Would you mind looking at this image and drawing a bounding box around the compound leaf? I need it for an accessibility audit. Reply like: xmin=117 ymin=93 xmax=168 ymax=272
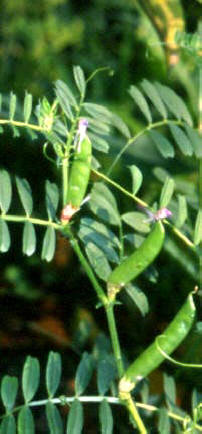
xmin=129 ymin=85 xmax=152 ymax=124
xmin=41 ymin=226 xmax=56 ymax=262
xmin=18 ymin=406 xmax=35 ymax=434
xmin=22 ymin=222 xmax=36 ymax=256
xmin=16 ymin=177 xmax=33 ymax=216
xmin=46 ymin=352 xmax=62 ymax=398
xmin=0 ymin=170 xmax=12 ymax=213
xmin=66 ymin=400 xmax=83 ymax=434
xmin=73 ymin=65 xmax=86 ymax=96
xmin=0 ymin=220 xmax=11 ymax=252
xmin=22 ymin=356 xmax=40 ymax=403
xmin=141 ymin=79 xmax=167 ymax=119
xmin=99 ymin=400 xmax=113 ymax=434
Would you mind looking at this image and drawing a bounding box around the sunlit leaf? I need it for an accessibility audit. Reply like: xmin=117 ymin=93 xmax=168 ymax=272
xmin=87 ymin=117 xmax=110 ymax=135
xmin=23 ymin=92 xmax=33 ymax=124
xmin=125 ymin=284 xmax=149 ymax=316
xmin=9 ymin=92 xmax=17 ymax=120
xmin=141 ymin=79 xmax=167 ymax=119
xmin=0 ymin=415 xmax=16 ymax=434
xmin=128 ymin=165 xmax=143 ymax=195
xmin=0 ymin=169 xmax=12 ymax=213
xmin=55 ymin=80 xmax=77 ymax=106
xmin=184 ymin=125 xmax=202 ymax=158
xmin=122 ymin=212 xmax=150 ymax=233
xmin=109 ymin=113 xmax=131 ymax=138
xmin=46 ymin=352 xmax=62 ymax=398
xmin=45 ymin=180 xmax=59 ymax=220
xmin=22 ymin=222 xmax=36 ymax=256
xmin=91 ymin=155 xmax=101 ymax=170
xmin=88 ymin=133 xmax=109 ymax=153
xmin=169 ymin=125 xmax=193 ymax=156
xmin=54 ymin=81 xmax=74 ymax=120
xmin=78 ymin=217 xmax=120 ymax=264
xmin=129 ymin=85 xmax=152 ymax=124
xmin=89 ymin=182 xmax=120 ymax=226
xmin=73 ymin=65 xmax=86 ymax=96
xmin=53 ymin=119 xmax=69 ymax=138
xmin=149 ymin=130 xmax=174 ymax=158
xmin=83 ymin=103 xmax=112 ymax=123
xmin=0 ymin=220 xmax=11 ymax=252
xmin=159 ymin=177 xmax=175 ymax=208
xmin=66 ymin=400 xmax=83 ymax=434
xmin=16 ymin=177 xmax=33 ymax=216
xmin=18 ymin=406 xmax=35 ymax=434
xmin=99 ymin=400 xmax=113 ymax=434
xmin=22 ymin=356 xmax=40 ymax=403
xmin=85 ymin=242 xmax=112 ymax=281
xmin=176 ymin=195 xmax=187 ymax=228
xmin=41 ymin=226 xmax=56 ymax=262
xmin=155 ymin=83 xmax=193 ymax=126
xmin=46 ymin=402 xmax=63 ymax=434
xmin=1 ymin=376 xmax=18 ymax=411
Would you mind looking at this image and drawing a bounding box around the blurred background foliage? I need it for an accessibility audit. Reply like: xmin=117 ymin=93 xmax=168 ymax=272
xmin=0 ymin=0 xmax=201 ymax=432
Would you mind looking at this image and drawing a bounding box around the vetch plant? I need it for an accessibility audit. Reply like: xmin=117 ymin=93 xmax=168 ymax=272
xmin=0 ymin=55 xmax=201 ymax=433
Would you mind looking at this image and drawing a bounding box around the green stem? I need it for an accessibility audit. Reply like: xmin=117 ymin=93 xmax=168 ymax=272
xmin=62 ymin=157 xmax=69 ymax=207
xmin=92 ymin=168 xmax=147 ymax=207
xmin=121 ymin=394 xmax=147 ymax=434
xmin=198 ymin=63 xmax=202 ymax=288
xmin=105 ymin=302 xmax=124 ymax=378
xmin=107 ymin=118 xmax=183 ymax=176
xmin=64 ymin=227 xmax=107 ymax=305
xmin=92 ymin=168 xmax=195 ymax=250
xmin=0 ymin=214 xmax=60 ymax=229
xmin=64 ymin=227 xmax=124 ymax=379
xmin=0 ymin=118 xmax=45 ymax=132
xmin=2 ymin=395 xmax=200 ymax=429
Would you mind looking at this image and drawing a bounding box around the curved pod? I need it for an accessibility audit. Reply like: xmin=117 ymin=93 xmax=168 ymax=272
xmin=120 ymin=292 xmax=196 ymax=391
xmin=108 ymin=221 xmax=165 ymax=288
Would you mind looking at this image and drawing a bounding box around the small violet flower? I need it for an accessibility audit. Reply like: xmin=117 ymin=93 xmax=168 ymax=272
xmin=143 ymin=207 xmax=172 ymax=222
xmin=75 ymin=118 xmax=89 ymax=152
xmin=153 ymin=208 xmax=172 ymax=221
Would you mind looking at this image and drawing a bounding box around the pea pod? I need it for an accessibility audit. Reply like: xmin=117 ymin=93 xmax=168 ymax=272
xmin=119 ymin=292 xmax=196 ymax=392
xmin=107 ymin=221 xmax=165 ymax=288
xmin=67 ymin=135 xmax=92 ymax=209
xmin=61 ymin=120 xmax=92 ymax=223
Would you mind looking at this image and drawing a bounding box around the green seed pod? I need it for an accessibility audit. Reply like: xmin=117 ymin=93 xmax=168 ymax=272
xmin=107 ymin=221 xmax=165 ymax=289
xmin=119 ymin=292 xmax=196 ymax=392
xmin=67 ymin=134 xmax=92 ymax=209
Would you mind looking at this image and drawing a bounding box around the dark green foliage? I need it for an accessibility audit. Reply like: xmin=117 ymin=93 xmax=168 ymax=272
xmin=75 ymin=352 xmax=94 ymax=396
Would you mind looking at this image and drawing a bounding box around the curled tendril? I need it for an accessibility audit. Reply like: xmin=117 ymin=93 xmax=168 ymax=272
xmin=155 ymin=335 xmax=202 ymax=369
xmin=43 ymin=142 xmax=58 ymax=166
xmin=43 ymin=141 xmax=67 ymax=166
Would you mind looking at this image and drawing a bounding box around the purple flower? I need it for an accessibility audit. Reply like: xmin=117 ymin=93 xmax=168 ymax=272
xmin=142 ymin=206 xmax=172 ymax=222
xmin=75 ymin=118 xmax=89 ymax=151
xmin=78 ymin=118 xmax=88 ymax=135
xmin=154 ymin=208 xmax=172 ymax=221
